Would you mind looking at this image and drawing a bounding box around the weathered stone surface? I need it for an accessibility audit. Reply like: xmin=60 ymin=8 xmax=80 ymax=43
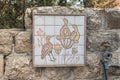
xmin=33 ymin=6 xmax=83 ymax=14
xmin=106 ymin=8 xmax=120 ymax=18
xmin=0 ymin=29 xmax=22 ymax=55
xmin=0 ymin=30 xmax=13 ymax=45
xmin=108 ymin=47 xmax=120 ymax=76
xmin=85 ymin=8 xmax=107 ymax=30
xmin=109 ymin=66 xmax=120 ymax=76
xmin=111 ymin=48 xmax=120 ymax=66
xmin=25 ymin=8 xmax=32 ymax=29
xmin=108 ymin=76 xmax=120 ymax=80
xmin=5 ymin=55 xmax=32 ymax=80
xmin=73 ymin=66 xmax=100 ymax=79
xmin=40 ymin=68 xmax=74 ymax=80
xmin=0 ymin=29 xmax=21 ymax=45
xmin=87 ymin=31 xmax=120 ymax=52
xmin=0 ymin=45 xmax=12 ymax=55
xmin=105 ymin=8 xmax=120 ymax=29
xmin=86 ymin=52 xmax=100 ymax=67
xmin=15 ymin=31 xmax=32 ymax=53
xmin=0 ymin=55 xmax=4 ymax=78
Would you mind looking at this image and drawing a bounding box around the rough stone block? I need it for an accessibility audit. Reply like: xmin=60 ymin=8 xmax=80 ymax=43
xmin=86 ymin=52 xmax=100 ymax=67
xmin=0 ymin=55 xmax=4 ymax=78
xmin=0 ymin=45 xmax=12 ymax=55
xmin=15 ymin=31 xmax=32 ymax=53
xmin=105 ymin=8 xmax=120 ymax=29
xmin=87 ymin=31 xmax=120 ymax=52
xmin=5 ymin=55 xmax=31 ymax=80
xmin=0 ymin=29 xmax=20 ymax=45
xmin=40 ymin=68 xmax=74 ymax=80
xmin=0 ymin=30 xmax=13 ymax=45
xmin=85 ymin=8 xmax=107 ymax=30
xmin=73 ymin=66 xmax=100 ymax=79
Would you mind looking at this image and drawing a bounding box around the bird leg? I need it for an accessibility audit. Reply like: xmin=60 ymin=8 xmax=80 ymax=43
xmin=48 ymin=51 xmax=56 ymax=62
xmin=48 ymin=53 xmax=53 ymax=61
xmin=50 ymin=52 xmax=56 ymax=61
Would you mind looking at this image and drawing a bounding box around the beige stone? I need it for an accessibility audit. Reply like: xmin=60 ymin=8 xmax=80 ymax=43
xmin=0 ymin=30 xmax=13 ymax=45
xmin=0 ymin=55 xmax=4 ymax=78
xmin=0 ymin=29 xmax=21 ymax=45
xmin=0 ymin=45 xmax=12 ymax=55
xmin=40 ymin=68 xmax=74 ymax=80
xmin=25 ymin=8 xmax=32 ymax=29
xmin=5 ymin=55 xmax=32 ymax=80
xmin=15 ymin=31 xmax=32 ymax=53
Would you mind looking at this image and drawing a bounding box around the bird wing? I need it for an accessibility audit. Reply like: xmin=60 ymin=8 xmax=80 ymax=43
xmin=41 ymin=43 xmax=53 ymax=59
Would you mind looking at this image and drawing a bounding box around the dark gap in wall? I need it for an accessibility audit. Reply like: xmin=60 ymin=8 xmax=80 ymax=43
xmin=13 ymin=36 xmax=16 ymax=45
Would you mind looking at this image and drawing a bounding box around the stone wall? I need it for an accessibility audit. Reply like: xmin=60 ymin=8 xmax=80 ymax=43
xmin=0 ymin=7 xmax=120 ymax=80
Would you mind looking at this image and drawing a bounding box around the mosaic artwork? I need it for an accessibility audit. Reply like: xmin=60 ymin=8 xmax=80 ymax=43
xmin=33 ymin=14 xmax=86 ymax=67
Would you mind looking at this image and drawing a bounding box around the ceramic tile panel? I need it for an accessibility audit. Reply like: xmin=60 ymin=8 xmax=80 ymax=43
xmin=33 ymin=14 xmax=86 ymax=67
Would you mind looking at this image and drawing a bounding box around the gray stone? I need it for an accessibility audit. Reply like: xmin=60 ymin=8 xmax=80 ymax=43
xmin=86 ymin=52 xmax=101 ymax=67
xmin=15 ymin=31 xmax=32 ymax=53
xmin=85 ymin=8 xmax=106 ymax=30
xmin=87 ymin=31 xmax=120 ymax=52
xmin=106 ymin=8 xmax=120 ymax=18
xmin=108 ymin=76 xmax=120 ymax=80
xmin=105 ymin=8 xmax=120 ymax=29
xmin=73 ymin=66 xmax=100 ymax=79
xmin=111 ymin=48 xmax=120 ymax=66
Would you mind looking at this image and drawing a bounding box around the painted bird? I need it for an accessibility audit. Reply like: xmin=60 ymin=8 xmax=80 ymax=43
xmin=70 ymin=24 xmax=80 ymax=42
xmin=41 ymin=36 xmax=56 ymax=61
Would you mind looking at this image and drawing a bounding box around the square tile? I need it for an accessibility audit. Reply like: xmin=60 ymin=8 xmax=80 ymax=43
xmin=45 ymin=16 xmax=54 ymax=25
xmin=45 ymin=26 xmax=55 ymax=35
xmin=65 ymin=56 xmax=75 ymax=64
xmin=75 ymin=16 xmax=84 ymax=26
xmin=34 ymin=16 xmax=44 ymax=26
xmin=54 ymin=26 xmax=61 ymax=36
xmin=34 ymin=56 xmax=47 ymax=65
xmin=64 ymin=16 xmax=75 ymax=25
xmin=46 ymin=56 xmax=56 ymax=65
xmin=77 ymin=26 xmax=85 ymax=36
xmin=55 ymin=16 xmax=64 ymax=26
